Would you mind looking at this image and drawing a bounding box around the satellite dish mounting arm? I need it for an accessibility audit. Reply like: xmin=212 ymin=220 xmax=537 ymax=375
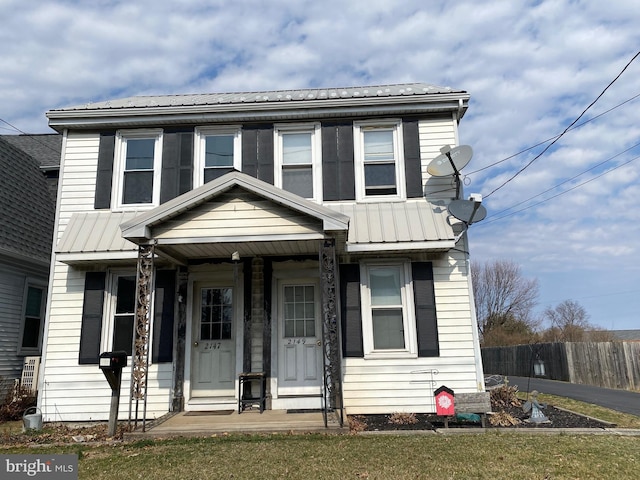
xmin=440 ymin=145 xmax=462 ymax=199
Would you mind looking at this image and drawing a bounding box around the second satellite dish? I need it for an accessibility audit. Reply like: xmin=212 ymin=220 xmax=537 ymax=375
xmin=427 ymin=145 xmax=473 ymax=177
xmin=448 ymin=197 xmax=487 ymax=225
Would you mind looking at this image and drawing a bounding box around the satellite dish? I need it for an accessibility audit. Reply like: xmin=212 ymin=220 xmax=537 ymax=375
xmin=448 ymin=198 xmax=487 ymax=225
xmin=427 ymin=145 xmax=473 ymax=177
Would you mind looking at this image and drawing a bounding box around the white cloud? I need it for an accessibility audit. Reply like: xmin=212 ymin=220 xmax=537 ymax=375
xmin=2 ymin=0 xmax=640 ymax=328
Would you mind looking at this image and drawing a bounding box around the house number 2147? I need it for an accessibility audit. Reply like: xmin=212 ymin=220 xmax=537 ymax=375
xmin=204 ymin=342 xmax=222 ymax=350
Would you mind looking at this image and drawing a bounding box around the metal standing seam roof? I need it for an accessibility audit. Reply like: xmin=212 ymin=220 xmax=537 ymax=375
xmin=49 ymin=83 xmax=466 ymax=112
xmin=56 ymin=211 xmax=138 ymax=255
xmin=327 ymin=200 xmax=455 ymax=251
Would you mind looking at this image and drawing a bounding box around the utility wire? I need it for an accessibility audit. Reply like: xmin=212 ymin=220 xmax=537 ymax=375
xmin=0 ymin=117 xmax=61 ymax=156
xmin=488 ymin=141 xmax=640 ymax=218
xmin=467 ymin=92 xmax=640 ymax=175
xmin=480 ymin=153 xmax=640 ymax=225
xmin=484 ymin=49 xmax=640 ymax=199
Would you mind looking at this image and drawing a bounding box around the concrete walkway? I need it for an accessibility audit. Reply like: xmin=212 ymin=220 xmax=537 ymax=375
xmin=125 ymin=409 xmax=347 ymax=439
xmin=507 ymin=376 xmax=640 ymax=417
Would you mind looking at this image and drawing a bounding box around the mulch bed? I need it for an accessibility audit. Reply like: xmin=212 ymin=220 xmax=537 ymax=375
xmin=348 ymin=405 xmax=612 ymax=432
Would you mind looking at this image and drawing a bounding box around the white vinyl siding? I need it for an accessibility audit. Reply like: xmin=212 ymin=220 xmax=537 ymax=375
xmin=40 ymin=133 xmax=172 ymax=421
xmin=342 ymin=248 xmax=482 ymax=415
xmin=420 ymin=117 xmax=460 ymax=199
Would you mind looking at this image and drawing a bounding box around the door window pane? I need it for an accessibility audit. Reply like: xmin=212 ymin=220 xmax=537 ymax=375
xmin=283 ymin=285 xmax=315 ymax=338
xmin=200 ymin=287 xmax=233 ymax=340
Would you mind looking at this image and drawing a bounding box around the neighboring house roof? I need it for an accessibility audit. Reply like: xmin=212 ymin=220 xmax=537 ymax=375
xmin=0 ymin=137 xmax=55 ymax=265
xmin=609 ymin=330 xmax=640 ymax=341
xmin=46 ymin=83 xmax=470 ymax=131
xmin=1 ymin=134 xmax=62 ymax=169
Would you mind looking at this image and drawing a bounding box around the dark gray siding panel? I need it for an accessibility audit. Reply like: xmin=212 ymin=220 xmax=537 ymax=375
xmin=340 ymin=264 xmax=363 ymax=357
xmin=241 ymin=124 xmax=274 ymax=184
xmin=322 ymin=121 xmax=355 ymax=201
xmin=94 ymin=133 xmax=115 ymax=209
xmin=412 ymin=262 xmax=440 ymax=357
xmin=160 ymin=130 xmax=193 ymax=203
xmin=79 ymin=272 xmax=106 ymax=365
xmin=403 ymin=119 xmax=423 ymax=198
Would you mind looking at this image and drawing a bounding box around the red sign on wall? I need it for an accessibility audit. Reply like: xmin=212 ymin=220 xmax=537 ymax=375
xmin=434 ymin=386 xmax=455 ymax=416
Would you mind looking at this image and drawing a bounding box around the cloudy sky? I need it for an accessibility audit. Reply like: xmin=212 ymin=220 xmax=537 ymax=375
xmin=2 ymin=0 xmax=639 ymax=330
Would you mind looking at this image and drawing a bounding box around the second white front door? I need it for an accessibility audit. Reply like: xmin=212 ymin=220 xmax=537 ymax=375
xmin=277 ymin=279 xmax=323 ymax=399
xmin=191 ymin=284 xmax=236 ymax=397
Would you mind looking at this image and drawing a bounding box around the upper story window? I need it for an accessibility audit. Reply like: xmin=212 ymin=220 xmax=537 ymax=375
xmin=112 ymin=130 xmax=162 ymax=209
xmin=354 ymin=120 xmax=406 ymax=201
xmin=274 ymin=123 xmax=322 ymax=201
xmin=194 ymin=127 xmax=242 ymax=187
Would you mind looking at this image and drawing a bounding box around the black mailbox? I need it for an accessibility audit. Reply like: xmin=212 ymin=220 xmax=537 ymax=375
xmin=99 ymin=351 xmax=128 ymax=371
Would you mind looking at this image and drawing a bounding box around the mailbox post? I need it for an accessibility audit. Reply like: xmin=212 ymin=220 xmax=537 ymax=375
xmin=99 ymin=351 xmax=127 ymax=437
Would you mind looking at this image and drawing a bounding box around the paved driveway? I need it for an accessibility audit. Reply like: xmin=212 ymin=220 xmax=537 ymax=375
xmin=506 ymin=376 xmax=640 ymax=417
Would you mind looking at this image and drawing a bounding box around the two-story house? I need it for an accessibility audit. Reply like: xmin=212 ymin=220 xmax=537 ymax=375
xmin=38 ymin=83 xmax=485 ymax=424
xmin=0 ymin=135 xmax=59 ymax=397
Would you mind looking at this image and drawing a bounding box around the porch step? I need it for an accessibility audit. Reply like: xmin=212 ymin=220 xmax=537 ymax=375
xmin=187 ymin=397 xmax=236 ymax=412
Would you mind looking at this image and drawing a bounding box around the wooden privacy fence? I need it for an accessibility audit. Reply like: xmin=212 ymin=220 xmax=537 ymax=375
xmin=482 ymin=342 xmax=640 ymax=391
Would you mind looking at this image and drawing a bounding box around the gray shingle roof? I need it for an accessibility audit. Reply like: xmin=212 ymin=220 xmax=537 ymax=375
xmin=1 ymin=134 xmax=62 ymax=168
xmin=0 ymin=137 xmax=55 ymax=263
xmin=50 ymin=83 xmax=465 ymax=112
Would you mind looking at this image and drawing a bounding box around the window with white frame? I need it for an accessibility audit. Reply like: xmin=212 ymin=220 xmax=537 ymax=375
xmin=274 ymin=124 xmax=322 ymax=201
xmin=194 ymin=127 xmax=241 ymax=187
xmin=104 ymin=273 xmax=137 ymax=356
xmin=354 ymin=120 xmax=405 ymax=201
xmin=112 ymin=130 xmax=163 ymax=209
xmin=19 ymin=282 xmax=46 ymax=355
xmin=360 ymin=262 xmax=417 ymax=357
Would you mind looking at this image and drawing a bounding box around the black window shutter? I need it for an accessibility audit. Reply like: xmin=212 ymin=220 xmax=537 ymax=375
xmin=241 ymin=124 xmax=274 ymax=184
xmin=79 ymin=272 xmax=106 ymax=364
xmin=322 ymin=121 xmax=355 ymax=201
xmin=95 ymin=133 xmax=115 ymax=209
xmin=340 ymin=264 xmax=364 ymax=357
xmin=412 ymin=262 xmax=439 ymax=357
xmin=161 ymin=131 xmax=193 ymax=203
xmin=152 ymin=270 xmax=176 ymax=363
xmin=403 ymin=119 xmax=423 ymax=198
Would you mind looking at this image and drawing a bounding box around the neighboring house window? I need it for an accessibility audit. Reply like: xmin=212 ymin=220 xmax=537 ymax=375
xmin=104 ymin=273 xmax=136 ymax=356
xmin=112 ymin=130 xmax=163 ymax=209
xmin=354 ymin=120 xmax=406 ymax=201
xmin=274 ymin=123 xmax=322 ymax=201
xmin=360 ymin=262 xmax=417 ymax=358
xmin=194 ymin=127 xmax=241 ymax=187
xmin=19 ymin=283 xmax=46 ymax=355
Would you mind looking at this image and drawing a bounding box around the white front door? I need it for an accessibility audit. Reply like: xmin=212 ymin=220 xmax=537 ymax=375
xmin=277 ymin=280 xmax=323 ymax=401
xmin=191 ymin=284 xmax=236 ymax=397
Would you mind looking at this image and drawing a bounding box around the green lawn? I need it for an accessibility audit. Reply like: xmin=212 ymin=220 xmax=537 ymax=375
xmin=2 ymin=433 xmax=640 ymax=479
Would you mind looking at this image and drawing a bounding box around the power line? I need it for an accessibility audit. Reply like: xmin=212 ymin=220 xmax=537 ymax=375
xmin=467 ymin=92 xmax=640 ymax=175
xmin=487 ymin=141 xmax=640 ymax=218
xmin=483 ymin=49 xmax=640 ymax=199
xmin=0 ymin=117 xmax=61 ymax=156
xmin=480 ymin=152 xmax=640 ymax=225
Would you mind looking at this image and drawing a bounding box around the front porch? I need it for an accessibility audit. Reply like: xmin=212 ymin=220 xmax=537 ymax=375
xmin=125 ymin=409 xmax=347 ymax=439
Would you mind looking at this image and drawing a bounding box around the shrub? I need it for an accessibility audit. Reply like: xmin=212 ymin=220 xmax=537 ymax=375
xmin=0 ymin=378 xmax=37 ymax=422
xmin=388 ymin=412 xmax=418 ymax=425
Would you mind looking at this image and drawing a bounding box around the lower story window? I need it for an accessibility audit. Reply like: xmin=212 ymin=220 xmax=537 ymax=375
xmin=20 ymin=284 xmax=46 ymax=354
xmin=112 ymin=275 xmax=136 ymax=355
xmin=361 ymin=262 xmax=417 ymax=357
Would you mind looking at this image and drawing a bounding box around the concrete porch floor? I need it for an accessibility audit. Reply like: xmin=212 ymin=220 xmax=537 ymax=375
xmin=125 ymin=409 xmax=348 ymax=439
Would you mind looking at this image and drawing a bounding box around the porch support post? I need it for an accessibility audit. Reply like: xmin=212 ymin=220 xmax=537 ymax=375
xmin=319 ymin=239 xmax=343 ymax=427
xmin=129 ymin=243 xmax=154 ymax=432
xmin=172 ymin=267 xmax=188 ymax=411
